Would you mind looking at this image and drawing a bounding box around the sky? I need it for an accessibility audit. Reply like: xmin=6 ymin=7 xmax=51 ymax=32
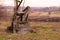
xmin=0 ymin=0 xmax=60 ymax=7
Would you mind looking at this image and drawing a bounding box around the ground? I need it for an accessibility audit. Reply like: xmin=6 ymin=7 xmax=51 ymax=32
xmin=0 ymin=20 xmax=60 ymax=40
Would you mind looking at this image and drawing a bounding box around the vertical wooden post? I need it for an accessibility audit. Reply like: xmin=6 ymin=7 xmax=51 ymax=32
xmin=11 ymin=0 xmax=23 ymax=33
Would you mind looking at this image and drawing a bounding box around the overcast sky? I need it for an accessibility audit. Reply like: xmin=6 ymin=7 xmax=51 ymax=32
xmin=0 ymin=0 xmax=60 ymax=7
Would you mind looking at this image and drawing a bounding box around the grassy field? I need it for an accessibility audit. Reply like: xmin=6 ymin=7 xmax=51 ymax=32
xmin=0 ymin=6 xmax=60 ymax=40
xmin=0 ymin=20 xmax=60 ymax=40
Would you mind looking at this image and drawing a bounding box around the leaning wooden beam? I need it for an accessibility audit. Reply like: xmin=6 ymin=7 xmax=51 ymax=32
xmin=23 ymin=6 xmax=30 ymax=22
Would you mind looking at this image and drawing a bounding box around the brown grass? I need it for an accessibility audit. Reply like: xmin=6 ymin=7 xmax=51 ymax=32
xmin=0 ymin=20 xmax=60 ymax=40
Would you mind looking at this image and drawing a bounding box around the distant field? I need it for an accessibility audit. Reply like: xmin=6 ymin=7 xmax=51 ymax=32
xmin=29 ymin=11 xmax=60 ymax=22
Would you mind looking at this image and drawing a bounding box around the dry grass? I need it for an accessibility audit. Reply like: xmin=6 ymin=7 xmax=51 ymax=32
xmin=0 ymin=20 xmax=60 ymax=40
xmin=0 ymin=11 xmax=60 ymax=40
